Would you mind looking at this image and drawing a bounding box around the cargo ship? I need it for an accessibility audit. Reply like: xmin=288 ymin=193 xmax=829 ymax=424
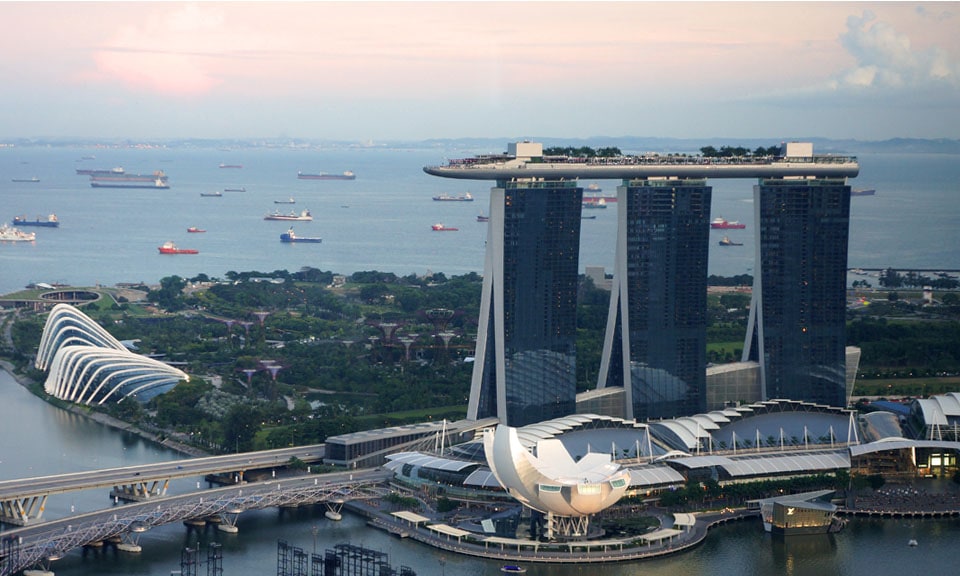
xmin=157 ymin=241 xmax=198 ymax=255
xmin=719 ymin=236 xmax=742 ymax=246
xmin=200 ymin=191 xmax=222 ymax=197
xmin=12 ymin=177 xmax=40 ymax=183
xmin=187 ymin=227 xmax=206 ymax=233
xmin=264 ymin=209 xmax=312 ymax=221
xmin=274 ymin=197 xmax=296 ymax=204
xmin=90 ymin=170 xmax=167 ymax=183
xmin=431 ymin=223 xmax=458 ymax=231
xmin=91 ymin=178 xmax=170 ymax=189
xmin=711 ymin=217 xmax=746 ymax=229
xmin=297 ymin=170 xmax=355 ymax=180
xmin=280 ymin=227 xmax=322 ymax=243
xmin=13 ymin=214 xmax=59 ymax=228
xmin=851 ymin=188 xmax=876 ymax=196
xmin=433 ymin=192 xmax=473 ymax=201
xmin=477 ymin=213 xmax=489 ymax=222
xmin=0 ymin=224 xmax=36 ymax=242
xmin=582 ymin=198 xmax=607 ymax=209
xmin=219 ymin=163 xmax=243 ymax=169
xmin=76 ymin=167 xmax=124 ymax=176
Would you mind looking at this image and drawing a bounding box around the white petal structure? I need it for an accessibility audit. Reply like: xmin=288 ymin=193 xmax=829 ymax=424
xmin=35 ymin=304 xmax=188 ymax=405
xmin=36 ymin=304 xmax=128 ymax=370
xmin=483 ymin=424 xmax=630 ymax=518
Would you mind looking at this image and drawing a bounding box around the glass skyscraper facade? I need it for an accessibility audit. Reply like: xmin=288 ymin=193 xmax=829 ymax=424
xmin=598 ymin=178 xmax=711 ymax=420
xmin=467 ymin=180 xmax=583 ymax=427
xmin=743 ymin=177 xmax=852 ymax=408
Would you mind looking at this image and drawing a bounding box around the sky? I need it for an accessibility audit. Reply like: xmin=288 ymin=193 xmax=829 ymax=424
xmin=2 ymin=1 xmax=959 ymax=142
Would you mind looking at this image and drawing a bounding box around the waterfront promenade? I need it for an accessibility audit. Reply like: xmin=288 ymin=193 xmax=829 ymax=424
xmin=349 ymin=499 xmax=757 ymax=564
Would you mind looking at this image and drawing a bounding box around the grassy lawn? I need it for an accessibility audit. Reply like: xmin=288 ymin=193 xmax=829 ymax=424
xmin=853 ymin=376 xmax=960 ymax=397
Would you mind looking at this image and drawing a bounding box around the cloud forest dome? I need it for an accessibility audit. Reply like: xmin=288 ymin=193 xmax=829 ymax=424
xmin=35 ymin=303 xmax=188 ymax=404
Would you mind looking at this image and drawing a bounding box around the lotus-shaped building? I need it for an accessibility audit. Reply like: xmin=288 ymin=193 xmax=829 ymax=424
xmin=484 ymin=423 xmax=630 ymax=539
xmin=35 ymin=304 xmax=187 ymax=405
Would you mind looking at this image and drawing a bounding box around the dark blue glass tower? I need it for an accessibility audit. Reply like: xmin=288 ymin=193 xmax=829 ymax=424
xmin=467 ymin=180 xmax=582 ymax=426
xmin=743 ymin=177 xmax=852 ymax=408
xmin=598 ymin=178 xmax=711 ymax=420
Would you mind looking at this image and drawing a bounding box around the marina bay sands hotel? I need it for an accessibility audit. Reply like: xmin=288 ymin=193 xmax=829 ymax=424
xmin=424 ymin=141 xmax=859 ymax=427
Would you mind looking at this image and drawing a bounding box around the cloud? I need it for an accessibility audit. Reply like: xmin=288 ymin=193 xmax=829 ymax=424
xmin=837 ymin=10 xmax=959 ymax=90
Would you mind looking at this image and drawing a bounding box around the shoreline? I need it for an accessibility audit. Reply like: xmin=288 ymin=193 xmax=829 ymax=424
xmin=0 ymin=359 xmax=208 ymax=458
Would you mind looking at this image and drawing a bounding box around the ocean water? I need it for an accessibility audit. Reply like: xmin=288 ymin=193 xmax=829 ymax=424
xmin=1 ymin=146 xmax=958 ymax=295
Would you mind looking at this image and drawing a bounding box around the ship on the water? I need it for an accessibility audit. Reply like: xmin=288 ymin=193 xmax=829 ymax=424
xmin=477 ymin=213 xmax=489 ymax=222
xmin=582 ymin=198 xmax=608 ymax=209
xmin=433 ymin=192 xmax=473 ymax=201
xmin=91 ymin=178 xmax=170 ymax=189
xmin=200 ymin=191 xmax=223 ymax=197
xmin=711 ymin=217 xmax=746 ymax=229
xmin=431 ymin=223 xmax=458 ymax=231
xmin=719 ymin=236 xmax=743 ymax=246
xmin=280 ymin=227 xmax=322 ymax=243
xmin=90 ymin=170 xmax=170 ymax=189
xmin=11 ymin=177 xmax=39 ymax=183
xmin=187 ymin=227 xmax=206 ymax=233
xmin=0 ymin=224 xmax=37 ymax=242
xmin=274 ymin=197 xmax=296 ymax=204
xmin=224 ymin=187 xmax=246 ymax=192
xmin=76 ymin=167 xmax=124 ymax=176
xmin=852 ymin=188 xmax=876 ymax=196
xmin=264 ymin=209 xmax=313 ymax=222
xmin=297 ymin=170 xmax=356 ymax=180
xmin=13 ymin=214 xmax=59 ymax=228
xmin=219 ymin=163 xmax=243 ymax=169
xmin=157 ymin=241 xmax=198 ymax=255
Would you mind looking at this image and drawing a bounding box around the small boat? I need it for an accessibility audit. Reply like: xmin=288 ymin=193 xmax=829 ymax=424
xmin=13 ymin=214 xmax=59 ymax=228
xmin=200 ymin=191 xmax=223 ymax=197
xmin=274 ymin=197 xmax=296 ymax=204
xmin=501 ymin=566 xmax=526 ymax=574
xmin=908 ymin=539 xmax=918 ymax=547
xmin=0 ymin=224 xmax=37 ymax=242
xmin=852 ymin=188 xmax=876 ymax=196
xmin=711 ymin=217 xmax=746 ymax=229
xmin=11 ymin=177 xmax=40 ymax=183
xmin=582 ymin=215 xmax=597 ymax=220
xmin=187 ymin=227 xmax=206 ymax=233
xmin=297 ymin=170 xmax=355 ymax=180
xmin=432 ymin=223 xmax=458 ymax=231
xmin=264 ymin=209 xmax=312 ymax=222
xmin=219 ymin=163 xmax=243 ymax=169
xmin=433 ymin=192 xmax=473 ymax=202
xmin=280 ymin=227 xmax=322 ymax=243
xmin=158 ymin=241 xmax=198 ymax=255
xmin=719 ymin=236 xmax=743 ymax=246
xmin=324 ymin=510 xmax=342 ymax=521
xmin=224 ymin=187 xmax=246 ymax=192
xmin=477 ymin=213 xmax=490 ymax=222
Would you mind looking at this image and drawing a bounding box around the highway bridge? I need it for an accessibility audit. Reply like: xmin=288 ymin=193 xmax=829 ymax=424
xmin=0 ymin=445 xmax=327 ymax=526
xmin=0 ymin=466 xmax=392 ymax=576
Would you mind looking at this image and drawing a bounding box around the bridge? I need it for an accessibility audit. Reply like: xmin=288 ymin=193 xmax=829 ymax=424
xmin=0 ymin=467 xmax=392 ymax=576
xmin=0 ymin=445 xmax=326 ymax=526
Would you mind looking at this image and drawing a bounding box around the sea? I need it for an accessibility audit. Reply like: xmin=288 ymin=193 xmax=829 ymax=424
xmin=2 ymin=145 xmax=959 ymax=296
xmin=2 ymin=144 xmax=960 ymax=575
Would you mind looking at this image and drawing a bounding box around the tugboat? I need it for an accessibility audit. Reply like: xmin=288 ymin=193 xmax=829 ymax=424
xmin=157 ymin=241 xmax=198 ymax=254
xmin=280 ymin=227 xmax=322 ymax=243
xmin=719 ymin=236 xmax=743 ymax=246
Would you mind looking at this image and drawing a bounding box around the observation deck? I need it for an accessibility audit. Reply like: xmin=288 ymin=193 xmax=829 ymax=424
xmin=423 ymin=142 xmax=859 ymax=181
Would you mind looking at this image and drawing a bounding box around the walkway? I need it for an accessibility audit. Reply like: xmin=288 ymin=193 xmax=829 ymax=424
xmin=348 ymin=500 xmax=757 ymax=564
